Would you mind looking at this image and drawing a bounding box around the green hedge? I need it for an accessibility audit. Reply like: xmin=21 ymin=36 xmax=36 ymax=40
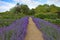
xmin=0 ymin=13 xmax=25 ymax=27
xmin=34 ymin=13 xmax=58 ymax=19
xmin=44 ymin=19 xmax=60 ymax=24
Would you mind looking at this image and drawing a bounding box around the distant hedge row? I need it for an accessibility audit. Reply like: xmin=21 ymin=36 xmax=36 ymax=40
xmin=34 ymin=13 xmax=58 ymax=19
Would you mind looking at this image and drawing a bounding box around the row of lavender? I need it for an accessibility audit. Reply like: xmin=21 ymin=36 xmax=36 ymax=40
xmin=0 ymin=17 xmax=29 ymax=40
xmin=32 ymin=17 xmax=60 ymax=40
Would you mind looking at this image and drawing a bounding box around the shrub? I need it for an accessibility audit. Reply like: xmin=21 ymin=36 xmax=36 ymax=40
xmin=34 ymin=13 xmax=58 ymax=19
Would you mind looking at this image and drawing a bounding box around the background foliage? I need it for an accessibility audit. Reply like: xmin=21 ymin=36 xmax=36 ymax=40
xmin=0 ymin=3 xmax=60 ymax=27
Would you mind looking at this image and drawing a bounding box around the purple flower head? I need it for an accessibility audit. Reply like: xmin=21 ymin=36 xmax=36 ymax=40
xmin=32 ymin=17 xmax=60 ymax=40
xmin=0 ymin=16 xmax=29 ymax=40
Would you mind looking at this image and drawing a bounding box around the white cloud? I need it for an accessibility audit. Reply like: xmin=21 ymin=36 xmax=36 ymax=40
xmin=0 ymin=0 xmax=41 ymax=12
xmin=47 ymin=0 xmax=60 ymax=6
xmin=13 ymin=0 xmax=42 ymax=9
xmin=13 ymin=0 xmax=60 ymax=8
xmin=0 ymin=0 xmax=60 ymax=12
xmin=0 ymin=1 xmax=15 ymax=12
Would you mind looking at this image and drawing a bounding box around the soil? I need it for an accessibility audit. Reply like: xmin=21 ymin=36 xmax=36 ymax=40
xmin=25 ymin=17 xmax=44 ymax=40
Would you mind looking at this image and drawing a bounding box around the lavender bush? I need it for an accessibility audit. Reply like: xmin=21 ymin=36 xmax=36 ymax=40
xmin=32 ymin=17 xmax=60 ymax=40
xmin=0 ymin=16 xmax=29 ymax=40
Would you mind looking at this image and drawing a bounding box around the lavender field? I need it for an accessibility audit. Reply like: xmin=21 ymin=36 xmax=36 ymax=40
xmin=0 ymin=17 xmax=29 ymax=40
xmin=33 ymin=17 xmax=60 ymax=40
xmin=0 ymin=0 xmax=60 ymax=40
xmin=0 ymin=16 xmax=60 ymax=40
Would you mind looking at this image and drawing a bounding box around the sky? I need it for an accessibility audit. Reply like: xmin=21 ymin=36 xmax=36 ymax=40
xmin=0 ymin=0 xmax=60 ymax=12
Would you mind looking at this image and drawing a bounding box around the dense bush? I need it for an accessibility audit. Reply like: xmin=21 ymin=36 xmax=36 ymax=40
xmin=34 ymin=13 xmax=58 ymax=19
xmin=34 ymin=13 xmax=45 ymax=19
xmin=0 ymin=12 xmax=25 ymax=27
xmin=44 ymin=19 xmax=60 ymax=24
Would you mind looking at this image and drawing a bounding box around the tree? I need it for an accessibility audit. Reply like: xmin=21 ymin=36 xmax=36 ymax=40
xmin=29 ymin=9 xmax=35 ymax=15
xmin=20 ymin=4 xmax=29 ymax=15
xmin=10 ymin=3 xmax=21 ymax=14
xmin=49 ymin=4 xmax=58 ymax=13
xmin=43 ymin=4 xmax=50 ymax=12
xmin=35 ymin=4 xmax=50 ymax=13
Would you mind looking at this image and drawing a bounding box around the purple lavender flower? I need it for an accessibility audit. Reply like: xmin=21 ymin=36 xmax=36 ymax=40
xmin=32 ymin=17 xmax=60 ymax=40
xmin=0 ymin=16 xmax=29 ymax=40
